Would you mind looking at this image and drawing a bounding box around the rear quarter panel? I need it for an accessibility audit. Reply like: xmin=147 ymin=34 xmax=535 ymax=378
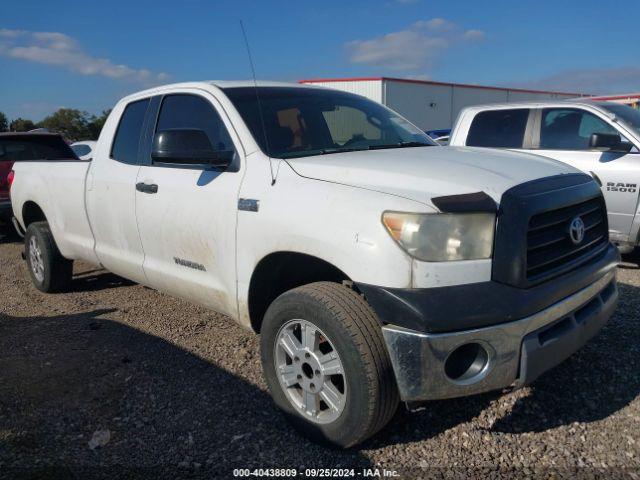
xmin=12 ymin=161 xmax=98 ymax=263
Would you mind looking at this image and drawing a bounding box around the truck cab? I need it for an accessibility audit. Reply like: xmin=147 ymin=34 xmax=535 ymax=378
xmin=450 ymin=101 xmax=640 ymax=252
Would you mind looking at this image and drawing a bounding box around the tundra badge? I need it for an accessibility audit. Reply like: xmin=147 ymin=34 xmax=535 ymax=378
xmin=173 ymin=257 xmax=206 ymax=271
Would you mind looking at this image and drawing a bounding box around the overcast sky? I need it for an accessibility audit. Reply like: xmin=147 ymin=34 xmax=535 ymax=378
xmin=1 ymin=0 xmax=638 ymax=120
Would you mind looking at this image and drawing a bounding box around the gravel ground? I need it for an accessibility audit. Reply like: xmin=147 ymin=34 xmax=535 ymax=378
xmin=0 ymin=237 xmax=639 ymax=479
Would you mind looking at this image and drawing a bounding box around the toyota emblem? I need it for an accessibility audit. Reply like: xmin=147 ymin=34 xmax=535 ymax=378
xmin=569 ymin=216 xmax=585 ymax=245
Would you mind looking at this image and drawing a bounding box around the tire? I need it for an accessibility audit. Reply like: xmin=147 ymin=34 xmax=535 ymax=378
xmin=261 ymin=281 xmax=399 ymax=448
xmin=24 ymin=221 xmax=73 ymax=293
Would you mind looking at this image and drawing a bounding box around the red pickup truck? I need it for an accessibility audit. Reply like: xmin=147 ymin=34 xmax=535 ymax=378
xmin=0 ymin=132 xmax=78 ymax=234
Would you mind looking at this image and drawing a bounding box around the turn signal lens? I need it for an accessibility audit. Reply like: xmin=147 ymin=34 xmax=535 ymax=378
xmin=381 ymin=213 xmax=405 ymax=241
xmin=7 ymin=170 xmax=14 ymax=189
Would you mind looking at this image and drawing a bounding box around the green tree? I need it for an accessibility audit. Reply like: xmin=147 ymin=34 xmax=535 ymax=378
xmin=9 ymin=118 xmax=36 ymax=132
xmin=87 ymin=109 xmax=112 ymax=140
xmin=0 ymin=111 xmax=8 ymax=132
xmin=38 ymin=108 xmax=91 ymax=141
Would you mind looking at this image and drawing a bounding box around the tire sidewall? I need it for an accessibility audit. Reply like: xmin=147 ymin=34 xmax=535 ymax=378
xmin=261 ymin=288 xmax=377 ymax=447
xmin=25 ymin=224 xmax=51 ymax=292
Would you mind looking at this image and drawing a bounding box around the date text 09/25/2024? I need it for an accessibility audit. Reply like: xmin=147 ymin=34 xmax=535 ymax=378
xmin=232 ymin=468 xmax=400 ymax=477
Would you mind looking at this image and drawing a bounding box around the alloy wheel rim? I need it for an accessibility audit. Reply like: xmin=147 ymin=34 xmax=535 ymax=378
xmin=274 ymin=319 xmax=346 ymax=424
xmin=29 ymin=236 xmax=45 ymax=283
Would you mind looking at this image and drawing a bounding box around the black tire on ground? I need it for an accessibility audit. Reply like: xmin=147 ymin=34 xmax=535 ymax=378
xmin=260 ymin=281 xmax=399 ymax=448
xmin=24 ymin=221 xmax=73 ymax=293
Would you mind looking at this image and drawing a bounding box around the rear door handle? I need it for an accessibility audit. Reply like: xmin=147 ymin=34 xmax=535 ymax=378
xmin=136 ymin=182 xmax=159 ymax=194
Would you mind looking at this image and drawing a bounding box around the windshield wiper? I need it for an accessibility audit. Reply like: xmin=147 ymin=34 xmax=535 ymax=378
xmin=282 ymin=147 xmax=368 ymax=159
xmin=280 ymin=142 xmax=430 ymax=159
xmin=368 ymin=141 xmax=433 ymax=150
xmin=318 ymin=147 xmax=369 ymax=155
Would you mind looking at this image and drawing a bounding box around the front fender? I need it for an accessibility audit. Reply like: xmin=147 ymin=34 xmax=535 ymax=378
xmin=235 ymin=159 xmax=429 ymax=328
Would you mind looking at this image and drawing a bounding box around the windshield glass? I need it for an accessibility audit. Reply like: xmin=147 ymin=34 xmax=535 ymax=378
xmin=599 ymin=102 xmax=640 ymax=137
xmin=223 ymin=87 xmax=435 ymax=159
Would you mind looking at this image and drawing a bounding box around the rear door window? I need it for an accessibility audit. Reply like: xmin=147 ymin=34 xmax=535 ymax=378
xmin=539 ymin=108 xmax=618 ymax=150
xmin=111 ymin=99 xmax=150 ymax=164
xmin=466 ymin=109 xmax=530 ymax=148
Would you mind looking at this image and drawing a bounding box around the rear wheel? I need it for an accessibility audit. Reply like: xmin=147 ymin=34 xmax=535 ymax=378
xmin=24 ymin=221 xmax=72 ymax=293
xmin=261 ymin=282 xmax=399 ymax=448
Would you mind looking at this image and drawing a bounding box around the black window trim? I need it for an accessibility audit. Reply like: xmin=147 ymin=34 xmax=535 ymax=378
xmin=138 ymin=95 xmax=162 ymax=168
xmin=147 ymin=92 xmax=241 ymax=172
xmin=110 ymin=97 xmax=153 ymax=166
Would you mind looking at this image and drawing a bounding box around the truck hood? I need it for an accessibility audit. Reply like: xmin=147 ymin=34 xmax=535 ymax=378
xmin=286 ymin=146 xmax=578 ymax=207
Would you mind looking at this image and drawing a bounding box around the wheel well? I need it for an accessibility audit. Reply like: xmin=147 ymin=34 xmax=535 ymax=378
xmin=248 ymin=252 xmax=350 ymax=333
xmin=22 ymin=201 xmax=46 ymax=227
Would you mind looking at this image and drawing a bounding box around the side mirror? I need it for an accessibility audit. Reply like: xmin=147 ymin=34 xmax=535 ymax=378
xmin=152 ymin=129 xmax=234 ymax=168
xmin=589 ymin=132 xmax=633 ymax=153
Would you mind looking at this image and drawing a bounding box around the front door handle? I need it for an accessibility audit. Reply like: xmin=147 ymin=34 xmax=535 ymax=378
xmin=136 ymin=182 xmax=159 ymax=194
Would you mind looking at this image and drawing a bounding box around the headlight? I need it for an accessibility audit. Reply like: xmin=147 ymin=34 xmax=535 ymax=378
xmin=382 ymin=211 xmax=495 ymax=261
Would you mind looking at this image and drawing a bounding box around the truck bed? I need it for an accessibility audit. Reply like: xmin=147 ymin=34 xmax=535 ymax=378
xmin=11 ymin=159 xmax=98 ymax=263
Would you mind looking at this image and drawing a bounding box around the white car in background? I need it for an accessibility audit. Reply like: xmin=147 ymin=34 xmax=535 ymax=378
xmin=70 ymin=140 xmax=96 ymax=160
xmin=450 ymin=101 xmax=640 ymax=252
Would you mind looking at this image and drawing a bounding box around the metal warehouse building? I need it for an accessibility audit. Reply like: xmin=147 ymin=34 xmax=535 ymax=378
xmin=299 ymin=77 xmax=585 ymax=131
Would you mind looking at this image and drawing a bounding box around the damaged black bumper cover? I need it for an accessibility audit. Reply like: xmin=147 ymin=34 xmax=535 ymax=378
xmin=357 ymin=243 xmax=620 ymax=334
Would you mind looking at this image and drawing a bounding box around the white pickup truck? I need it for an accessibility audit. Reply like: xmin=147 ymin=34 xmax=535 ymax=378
xmin=449 ymin=100 xmax=640 ymax=252
xmin=10 ymin=81 xmax=619 ymax=447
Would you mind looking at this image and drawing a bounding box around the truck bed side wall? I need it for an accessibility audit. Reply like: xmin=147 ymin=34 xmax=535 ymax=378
xmin=12 ymin=161 xmax=97 ymax=263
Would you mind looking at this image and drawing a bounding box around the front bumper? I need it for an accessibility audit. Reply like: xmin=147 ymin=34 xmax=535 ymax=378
xmin=357 ymin=242 xmax=619 ymax=333
xmin=381 ymin=269 xmax=618 ymax=402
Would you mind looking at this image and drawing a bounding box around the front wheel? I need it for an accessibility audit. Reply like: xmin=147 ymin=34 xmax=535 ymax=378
xmin=24 ymin=221 xmax=73 ymax=293
xmin=260 ymin=282 xmax=399 ymax=448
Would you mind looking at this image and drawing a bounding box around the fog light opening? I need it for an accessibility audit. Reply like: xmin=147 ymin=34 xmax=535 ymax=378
xmin=444 ymin=342 xmax=490 ymax=383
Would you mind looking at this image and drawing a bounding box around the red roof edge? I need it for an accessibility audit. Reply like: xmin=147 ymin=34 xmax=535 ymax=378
xmin=299 ymin=76 xmax=587 ymax=97
xmin=299 ymin=77 xmax=385 ymax=83
xmin=589 ymin=93 xmax=640 ymax=101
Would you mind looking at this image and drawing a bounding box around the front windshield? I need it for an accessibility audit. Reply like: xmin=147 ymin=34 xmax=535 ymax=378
xmin=599 ymin=102 xmax=640 ymax=137
xmin=224 ymin=86 xmax=435 ymax=159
